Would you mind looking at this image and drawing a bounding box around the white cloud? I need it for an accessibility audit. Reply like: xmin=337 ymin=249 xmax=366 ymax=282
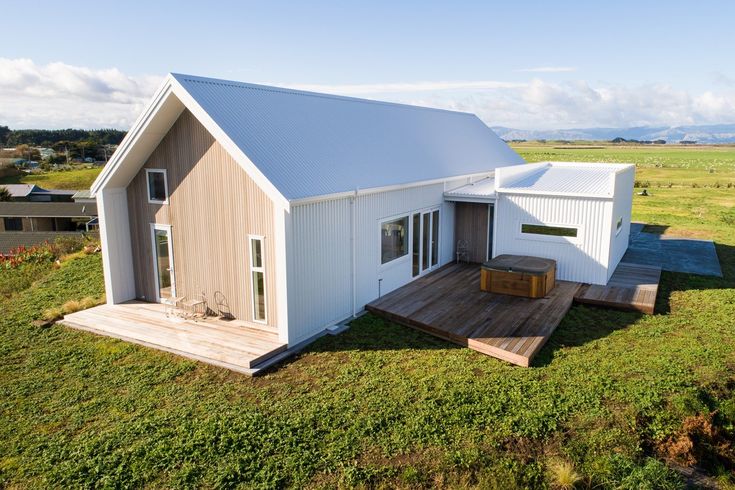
xmin=1 ymin=58 xmax=734 ymax=131
xmin=0 ymin=58 xmax=162 ymax=129
xmin=359 ymin=79 xmax=735 ymax=130
xmin=517 ymin=66 xmax=577 ymax=73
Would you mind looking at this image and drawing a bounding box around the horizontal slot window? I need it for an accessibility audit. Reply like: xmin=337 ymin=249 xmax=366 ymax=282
xmin=521 ymin=223 xmax=578 ymax=238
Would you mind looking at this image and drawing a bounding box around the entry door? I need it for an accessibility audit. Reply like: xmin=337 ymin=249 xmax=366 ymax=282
xmin=412 ymin=209 xmax=440 ymax=277
xmin=151 ymin=225 xmax=175 ymax=301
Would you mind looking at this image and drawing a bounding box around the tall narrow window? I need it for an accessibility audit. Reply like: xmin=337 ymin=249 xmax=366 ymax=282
xmin=412 ymin=213 xmax=420 ymax=277
xmin=146 ymin=169 xmax=168 ymax=204
xmin=249 ymin=236 xmax=267 ymax=322
xmin=422 ymin=213 xmax=430 ymax=270
xmin=431 ymin=210 xmax=439 ymax=267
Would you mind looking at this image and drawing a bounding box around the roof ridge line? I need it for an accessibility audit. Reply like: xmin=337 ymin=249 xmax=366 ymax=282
xmin=172 ymin=73 xmax=478 ymax=118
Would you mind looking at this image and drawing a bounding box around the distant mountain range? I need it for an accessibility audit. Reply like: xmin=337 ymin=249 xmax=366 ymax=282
xmin=491 ymin=124 xmax=735 ymax=144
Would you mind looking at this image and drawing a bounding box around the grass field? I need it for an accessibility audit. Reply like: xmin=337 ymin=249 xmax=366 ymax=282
xmin=1 ymin=146 xmax=734 ymax=488
xmin=0 ymin=167 xmax=103 ymax=190
xmin=513 ymin=144 xmax=735 ymax=187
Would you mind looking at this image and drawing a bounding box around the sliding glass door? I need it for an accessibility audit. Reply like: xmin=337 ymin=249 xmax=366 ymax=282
xmin=412 ymin=208 xmax=440 ymax=277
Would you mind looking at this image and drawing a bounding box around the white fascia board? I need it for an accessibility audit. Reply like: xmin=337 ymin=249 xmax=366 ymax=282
xmin=443 ymin=195 xmax=496 ymax=203
xmin=495 ymin=188 xmax=614 ymax=199
xmin=168 ymin=77 xmax=290 ymax=212
xmin=288 ymin=171 xmax=493 ymax=207
xmin=91 ymin=76 xmax=176 ymax=195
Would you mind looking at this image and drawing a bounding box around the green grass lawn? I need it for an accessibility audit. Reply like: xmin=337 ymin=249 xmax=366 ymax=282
xmin=514 ymin=144 xmax=735 ymax=187
xmin=0 ymin=167 xmax=103 ymax=190
xmin=1 ymin=149 xmax=734 ymax=488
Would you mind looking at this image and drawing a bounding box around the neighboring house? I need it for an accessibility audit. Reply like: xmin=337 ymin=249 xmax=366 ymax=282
xmin=38 ymin=147 xmax=56 ymax=159
xmin=0 ymin=202 xmax=97 ymax=232
xmin=91 ymin=73 xmax=633 ymax=351
xmin=1 ymin=184 xmax=77 ymax=202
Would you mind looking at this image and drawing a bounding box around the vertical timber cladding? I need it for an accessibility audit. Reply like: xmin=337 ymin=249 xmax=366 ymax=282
xmin=126 ymin=110 xmax=278 ymax=327
xmin=454 ymin=202 xmax=489 ymax=263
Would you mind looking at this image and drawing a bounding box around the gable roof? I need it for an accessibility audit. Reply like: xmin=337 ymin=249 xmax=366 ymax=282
xmin=496 ymin=162 xmax=634 ymax=199
xmin=93 ymin=73 xmax=524 ymax=204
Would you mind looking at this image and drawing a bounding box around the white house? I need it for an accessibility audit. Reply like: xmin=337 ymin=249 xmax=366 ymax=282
xmin=88 ymin=73 xmax=634 ymax=358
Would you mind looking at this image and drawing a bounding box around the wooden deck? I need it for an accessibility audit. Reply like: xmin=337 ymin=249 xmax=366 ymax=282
xmin=366 ymin=263 xmax=580 ymax=367
xmin=62 ymin=301 xmax=287 ymax=374
xmin=573 ymin=262 xmax=661 ymax=314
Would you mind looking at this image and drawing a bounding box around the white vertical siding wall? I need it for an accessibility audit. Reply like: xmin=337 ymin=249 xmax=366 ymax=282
xmin=286 ymin=197 xmax=353 ymax=345
xmin=607 ymin=166 xmax=635 ymax=280
xmin=494 ymin=194 xmax=613 ymax=284
xmin=286 ymin=180 xmax=461 ymax=345
xmin=97 ymin=187 xmax=136 ymax=303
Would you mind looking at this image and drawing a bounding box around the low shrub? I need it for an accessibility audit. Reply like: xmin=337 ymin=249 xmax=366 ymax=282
xmin=0 ymin=243 xmax=56 ymax=269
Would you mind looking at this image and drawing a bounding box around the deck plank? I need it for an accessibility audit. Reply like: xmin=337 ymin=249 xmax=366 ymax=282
xmin=366 ymin=263 xmax=580 ymax=367
xmin=62 ymin=301 xmax=287 ymax=371
xmin=573 ymin=262 xmax=661 ymax=314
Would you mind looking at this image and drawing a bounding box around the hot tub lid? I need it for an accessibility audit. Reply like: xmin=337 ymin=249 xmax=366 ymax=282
xmin=482 ymin=254 xmax=556 ymax=274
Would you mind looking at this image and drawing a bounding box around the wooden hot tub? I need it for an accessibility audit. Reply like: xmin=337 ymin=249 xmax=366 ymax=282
xmin=480 ymin=255 xmax=556 ymax=298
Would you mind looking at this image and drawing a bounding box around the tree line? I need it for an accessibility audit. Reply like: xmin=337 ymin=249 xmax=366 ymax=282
xmin=0 ymin=126 xmax=126 ymax=147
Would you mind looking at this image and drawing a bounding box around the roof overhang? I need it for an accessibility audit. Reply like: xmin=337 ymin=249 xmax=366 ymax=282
xmin=443 ymin=176 xmax=497 ymax=203
xmin=90 ymin=75 xmax=290 ymax=211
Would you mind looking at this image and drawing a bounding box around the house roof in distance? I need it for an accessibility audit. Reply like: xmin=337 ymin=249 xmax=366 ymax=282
xmin=93 ymin=73 xmax=525 ymax=204
xmin=0 ymin=184 xmax=77 ymax=198
xmin=2 ymin=184 xmax=40 ymax=198
xmin=0 ymin=202 xmax=97 ymax=217
xmin=496 ymin=162 xmax=634 ymax=198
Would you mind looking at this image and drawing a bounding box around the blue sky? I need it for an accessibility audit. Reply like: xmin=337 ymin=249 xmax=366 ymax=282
xmin=1 ymin=0 xmax=734 ymax=129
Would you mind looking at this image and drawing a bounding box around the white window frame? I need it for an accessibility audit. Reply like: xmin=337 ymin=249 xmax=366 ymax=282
xmin=378 ymin=214 xmax=410 ymax=268
xmin=248 ymin=235 xmax=268 ymax=324
xmin=146 ymin=168 xmax=169 ymax=204
xmin=516 ymin=221 xmax=582 ymax=244
xmin=149 ymin=223 xmax=175 ymax=302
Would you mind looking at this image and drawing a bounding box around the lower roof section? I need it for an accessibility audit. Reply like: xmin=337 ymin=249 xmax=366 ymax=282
xmin=443 ymin=177 xmax=496 ymax=203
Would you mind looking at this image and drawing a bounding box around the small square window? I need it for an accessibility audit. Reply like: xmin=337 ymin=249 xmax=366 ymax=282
xmin=146 ymin=169 xmax=168 ymax=204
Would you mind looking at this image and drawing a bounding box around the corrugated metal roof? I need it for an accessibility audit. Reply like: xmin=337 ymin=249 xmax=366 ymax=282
xmin=497 ymin=162 xmax=633 ymax=198
xmin=444 ymin=177 xmax=496 ymax=202
xmin=0 ymin=202 xmax=97 ymax=217
xmin=172 ymin=74 xmax=525 ymax=200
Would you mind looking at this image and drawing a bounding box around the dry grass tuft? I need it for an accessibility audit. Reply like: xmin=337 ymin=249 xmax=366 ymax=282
xmin=548 ymin=460 xmax=581 ymax=489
